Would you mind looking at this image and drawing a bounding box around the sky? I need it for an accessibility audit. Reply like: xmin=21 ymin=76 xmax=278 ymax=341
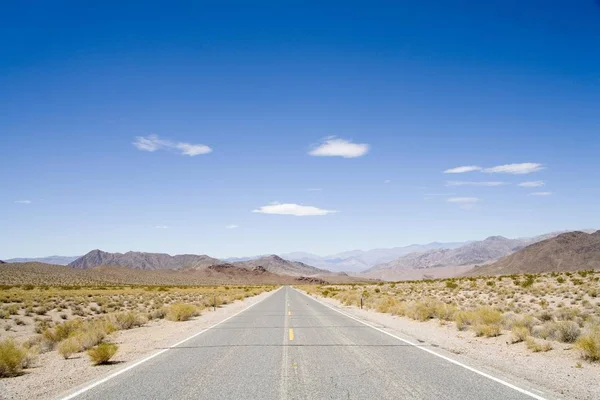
xmin=1 ymin=1 xmax=599 ymax=259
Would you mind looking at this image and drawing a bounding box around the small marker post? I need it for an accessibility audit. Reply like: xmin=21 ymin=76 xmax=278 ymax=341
xmin=360 ymin=296 xmax=363 ymax=309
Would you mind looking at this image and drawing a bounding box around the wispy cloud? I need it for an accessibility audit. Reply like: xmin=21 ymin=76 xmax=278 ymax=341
xmin=225 ymin=224 xmax=239 ymax=229
xmin=384 ymin=179 xmax=392 ymax=184
xmin=447 ymin=197 xmax=480 ymax=210
xmin=133 ymin=135 xmax=212 ymax=156
xmin=529 ymin=192 xmax=552 ymax=196
xmin=253 ymin=202 xmax=337 ymax=216
xmin=483 ymin=163 xmax=544 ymax=174
xmin=308 ymin=137 xmax=369 ymax=158
xmin=154 ymin=225 xmax=168 ymax=229
xmin=14 ymin=200 xmax=32 ymax=204
xmin=447 ymin=197 xmax=480 ymax=203
xmin=445 ymin=181 xmax=506 ymax=187
xmin=443 ymin=166 xmax=482 ymax=174
xmin=306 ymin=188 xmax=322 ymax=192
xmin=518 ymin=181 xmax=545 ymax=187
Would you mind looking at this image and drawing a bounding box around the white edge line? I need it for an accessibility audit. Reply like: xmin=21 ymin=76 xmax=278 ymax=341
xmin=58 ymin=287 xmax=283 ymax=400
xmin=295 ymin=288 xmax=548 ymax=400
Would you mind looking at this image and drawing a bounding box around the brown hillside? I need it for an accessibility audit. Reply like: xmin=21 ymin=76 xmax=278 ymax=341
xmin=0 ymin=262 xmax=369 ymax=286
xmin=466 ymin=231 xmax=600 ymax=276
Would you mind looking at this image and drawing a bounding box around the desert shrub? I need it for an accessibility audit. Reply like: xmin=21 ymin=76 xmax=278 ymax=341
xmin=525 ymin=337 xmax=552 ymax=352
xmin=58 ymin=337 xmax=81 ymax=359
xmin=474 ymin=324 xmax=501 ymax=337
xmin=148 ymin=308 xmax=166 ymax=320
xmin=434 ymin=303 xmax=457 ymax=321
xmin=455 ymin=311 xmax=477 ymax=331
xmin=553 ymin=321 xmax=581 ymax=343
xmin=445 ymin=281 xmax=458 ymax=289
xmin=166 ymin=303 xmax=198 ymax=321
xmin=77 ymin=326 xmax=107 ymax=350
xmin=475 ymin=307 xmax=502 ymax=325
xmin=0 ymin=338 xmax=28 ymax=377
xmin=511 ymin=326 xmax=530 ymax=343
xmin=406 ymin=299 xmax=439 ymax=321
xmin=88 ymin=343 xmax=118 ymax=365
xmin=110 ymin=311 xmax=145 ymax=330
xmin=43 ymin=319 xmax=82 ymax=346
xmin=575 ymin=329 xmax=600 ymax=361
xmin=375 ymin=296 xmax=398 ymax=314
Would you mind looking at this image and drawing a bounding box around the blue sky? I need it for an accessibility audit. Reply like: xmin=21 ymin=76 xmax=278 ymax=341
xmin=1 ymin=1 xmax=599 ymax=259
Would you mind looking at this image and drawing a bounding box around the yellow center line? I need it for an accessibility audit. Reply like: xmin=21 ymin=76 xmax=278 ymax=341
xmin=288 ymin=328 xmax=294 ymax=341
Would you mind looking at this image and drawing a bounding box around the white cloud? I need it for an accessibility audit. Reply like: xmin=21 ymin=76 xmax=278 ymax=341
xmin=384 ymin=180 xmax=392 ymax=184
xmin=447 ymin=197 xmax=480 ymax=203
xmin=518 ymin=181 xmax=545 ymax=187
xmin=445 ymin=181 xmax=506 ymax=187
xmin=483 ymin=163 xmax=544 ymax=174
xmin=253 ymin=202 xmax=337 ymax=216
xmin=306 ymin=188 xmax=322 ymax=192
xmin=308 ymin=137 xmax=369 ymax=158
xmin=529 ymin=192 xmax=552 ymax=196
xmin=154 ymin=225 xmax=168 ymax=229
xmin=443 ymin=166 xmax=482 ymax=174
xmin=14 ymin=200 xmax=32 ymax=204
xmin=225 ymin=224 xmax=239 ymax=229
xmin=133 ymin=135 xmax=212 ymax=156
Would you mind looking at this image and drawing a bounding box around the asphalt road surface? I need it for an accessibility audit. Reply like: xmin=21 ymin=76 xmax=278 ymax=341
xmin=62 ymin=286 xmax=550 ymax=400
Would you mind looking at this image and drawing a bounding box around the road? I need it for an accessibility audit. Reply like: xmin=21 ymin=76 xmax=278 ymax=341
xmin=62 ymin=286 xmax=549 ymax=400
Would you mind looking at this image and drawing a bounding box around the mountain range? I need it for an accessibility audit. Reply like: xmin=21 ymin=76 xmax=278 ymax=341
xmin=6 ymin=229 xmax=598 ymax=282
xmin=68 ymin=250 xmax=332 ymax=278
xmin=467 ymin=231 xmax=600 ymax=276
xmin=359 ymin=231 xmax=595 ymax=280
xmin=69 ymin=250 xmax=221 ymax=270
xmin=5 ymin=256 xmax=80 ymax=265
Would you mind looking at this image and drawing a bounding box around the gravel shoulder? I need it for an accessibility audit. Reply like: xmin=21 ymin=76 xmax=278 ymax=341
xmin=0 ymin=290 xmax=275 ymax=400
xmin=303 ymin=290 xmax=600 ymax=400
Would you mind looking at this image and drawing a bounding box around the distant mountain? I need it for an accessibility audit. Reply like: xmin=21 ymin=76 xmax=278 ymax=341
xmin=69 ymin=250 xmax=221 ymax=270
xmin=232 ymin=255 xmax=331 ymax=277
xmin=6 ymin=256 xmax=80 ymax=266
xmin=467 ymin=231 xmax=600 ymax=276
xmin=0 ymin=260 xmax=5 ymax=264
xmin=361 ymin=232 xmax=583 ymax=280
xmin=280 ymin=242 xmax=466 ymax=272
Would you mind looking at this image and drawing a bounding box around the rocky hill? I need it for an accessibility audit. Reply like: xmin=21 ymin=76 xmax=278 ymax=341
xmin=69 ymin=250 xmax=221 ymax=270
xmin=467 ymin=231 xmax=600 ymax=276
xmin=232 ymin=255 xmax=331 ymax=277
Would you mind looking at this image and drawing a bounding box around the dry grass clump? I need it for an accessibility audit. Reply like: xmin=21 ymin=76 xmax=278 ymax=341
xmin=575 ymin=327 xmax=600 ymax=361
xmin=510 ymin=326 xmax=530 ymax=343
xmin=0 ymin=338 xmax=29 ymax=377
xmin=88 ymin=342 xmax=118 ymax=365
xmin=109 ymin=311 xmax=146 ymax=330
xmin=525 ymin=337 xmax=552 ymax=352
xmin=166 ymin=303 xmax=199 ymax=322
xmin=58 ymin=337 xmax=81 ymax=359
